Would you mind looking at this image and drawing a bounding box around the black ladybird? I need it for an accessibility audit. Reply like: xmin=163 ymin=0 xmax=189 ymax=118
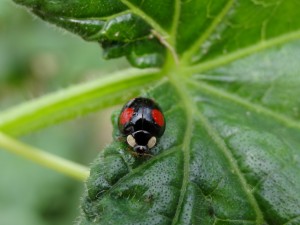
xmin=118 ymin=97 xmax=166 ymax=155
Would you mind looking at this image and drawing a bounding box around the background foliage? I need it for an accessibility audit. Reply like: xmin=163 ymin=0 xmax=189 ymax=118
xmin=0 ymin=1 xmax=125 ymax=224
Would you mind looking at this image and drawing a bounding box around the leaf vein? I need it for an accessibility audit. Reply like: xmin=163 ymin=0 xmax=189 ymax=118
xmin=170 ymin=0 xmax=181 ymax=46
xmin=188 ymin=80 xmax=300 ymax=130
xmin=192 ymin=108 xmax=264 ymax=224
xmin=168 ymin=77 xmax=193 ymax=225
xmin=186 ymin=29 xmax=300 ymax=74
xmin=181 ymin=0 xmax=235 ymax=63
xmin=120 ymin=0 xmax=169 ymax=37
xmin=214 ymin=217 xmax=256 ymax=224
xmin=283 ymin=215 xmax=300 ymax=225
xmin=98 ymin=146 xmax=180 ymax=199
xmin=169 ymin=77 xmax=264 ymax=223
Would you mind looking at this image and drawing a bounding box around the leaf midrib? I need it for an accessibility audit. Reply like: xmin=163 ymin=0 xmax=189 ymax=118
xmin=168 ymin=75 xmax=193 ymax=225
xmin=171 ymin=77 xmax=264 ymax=224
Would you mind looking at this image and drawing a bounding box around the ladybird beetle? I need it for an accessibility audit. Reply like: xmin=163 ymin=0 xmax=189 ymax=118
xmin=118 ymin=97 xmax=166 ymax=155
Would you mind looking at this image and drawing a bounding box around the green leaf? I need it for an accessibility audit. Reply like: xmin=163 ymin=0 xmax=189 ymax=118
xmin=9 ymin=0 xmax=300 ymax=224
xmin=81 ymin=50 xmax=300 ymax=223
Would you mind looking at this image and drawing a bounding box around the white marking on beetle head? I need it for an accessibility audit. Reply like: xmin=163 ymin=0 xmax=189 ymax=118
xmin=127 ymin=135 xmax=136 ymax=147
xmin=147 ymin=136 xmax=157 ymax=149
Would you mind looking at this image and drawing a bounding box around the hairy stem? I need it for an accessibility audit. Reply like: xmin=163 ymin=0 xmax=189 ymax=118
xmin=0 ymin=132 xmax=89 ymax=181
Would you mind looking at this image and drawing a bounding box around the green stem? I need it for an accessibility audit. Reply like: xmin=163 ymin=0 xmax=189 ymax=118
xmin=0 ymin=68 xmax=161 ymax=136
xmin=0 ymin=132 xmax=89 ymax=181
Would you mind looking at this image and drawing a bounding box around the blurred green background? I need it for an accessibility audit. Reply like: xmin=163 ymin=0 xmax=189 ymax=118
xmin=0 ymin=1 xmax=129 ymax=224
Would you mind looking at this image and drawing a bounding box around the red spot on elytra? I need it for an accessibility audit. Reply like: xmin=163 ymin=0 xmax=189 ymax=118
xmin=151 ymin=109 xmax=164 ymax=127
xmin=120 ymin=108 xmax=134 ymax=125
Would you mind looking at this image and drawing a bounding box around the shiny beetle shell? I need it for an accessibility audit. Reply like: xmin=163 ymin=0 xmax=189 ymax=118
xmin=118 ymin=97 xmax=166 ymax=155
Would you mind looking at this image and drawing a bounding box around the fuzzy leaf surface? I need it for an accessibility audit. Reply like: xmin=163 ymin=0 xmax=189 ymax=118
xmin=82 ymin=49 xmax=300 ymax=223
xmin=77 ymin=0 xmax=300 ymax=224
